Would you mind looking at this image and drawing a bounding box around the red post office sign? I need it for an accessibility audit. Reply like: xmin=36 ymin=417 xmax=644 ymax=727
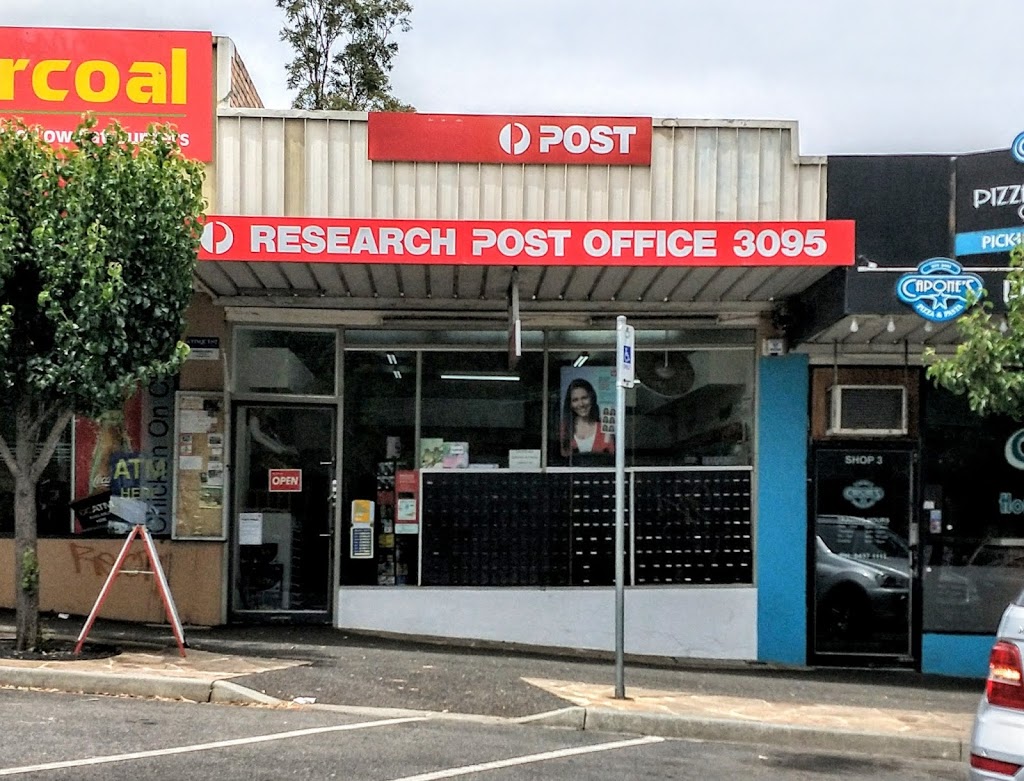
xmin=369 ymin=113 xmax=652 ymax=166
xmin=200 ymin=215 xmax=855 ymax=267
xmin=268 ymin=469 xmax=302 ymax=493
xmin=0 ymin=27 xmax=214 ymax=160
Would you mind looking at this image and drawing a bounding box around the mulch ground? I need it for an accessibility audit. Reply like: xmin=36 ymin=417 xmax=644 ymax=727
xmin=0 ymin=638 xmax=118 ymax=662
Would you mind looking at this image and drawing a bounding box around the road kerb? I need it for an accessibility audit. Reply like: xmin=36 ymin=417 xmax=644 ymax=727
xmin=582 ymin=709 xmax=965 ymax=762
xmin=210 ymin=679 xmax=283 ymax=706
xmin=0 ymin=667 xmax=212 ymax=703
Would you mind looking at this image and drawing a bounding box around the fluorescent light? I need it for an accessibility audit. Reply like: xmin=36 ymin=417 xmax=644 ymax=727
xmin=392 ymin=369 xmax=402 ymax=379
xmin=440 ymin=372 xmax=520 ymax=382
xmin=572 ymin=353 xmax=589 ymax=368
xmin=386 ymin=353 xmax=398 ymax=365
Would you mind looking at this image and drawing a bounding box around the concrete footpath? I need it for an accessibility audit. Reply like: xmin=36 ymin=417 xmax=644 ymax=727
xmin=0 ymin=611 xmax=982 ymax=764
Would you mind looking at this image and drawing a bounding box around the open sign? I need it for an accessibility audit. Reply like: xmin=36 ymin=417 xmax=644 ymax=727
xmin=268 ymin=469 xmax=302 ymax=492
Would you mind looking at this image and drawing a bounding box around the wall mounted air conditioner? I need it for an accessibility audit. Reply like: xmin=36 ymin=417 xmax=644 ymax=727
xmin=827 ymin=384 xmax=907 ymax=436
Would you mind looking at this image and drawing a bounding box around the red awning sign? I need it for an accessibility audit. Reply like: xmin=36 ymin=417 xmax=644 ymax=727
xmin=199 ymin=216 xmax=855 ymax=267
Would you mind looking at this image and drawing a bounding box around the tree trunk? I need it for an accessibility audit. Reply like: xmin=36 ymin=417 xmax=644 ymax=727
xmin=14 ymin=470 xmax=39 ymax=652
xmin=13 ymin=399 xmax=39 ymax=652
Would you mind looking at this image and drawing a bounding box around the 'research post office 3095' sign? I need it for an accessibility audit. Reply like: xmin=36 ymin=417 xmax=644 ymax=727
xmin=0 ymin=27 xmax=213 ymax=160
xmin=199 ymin=216 xmax=855 ymax=267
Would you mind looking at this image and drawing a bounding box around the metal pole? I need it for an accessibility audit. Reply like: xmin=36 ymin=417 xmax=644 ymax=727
xmin=614 ymin=315 xmax=627 ymax=699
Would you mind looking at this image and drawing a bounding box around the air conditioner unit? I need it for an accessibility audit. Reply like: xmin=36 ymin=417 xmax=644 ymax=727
xmin=827 ymin=385 xmax=907 ymax=436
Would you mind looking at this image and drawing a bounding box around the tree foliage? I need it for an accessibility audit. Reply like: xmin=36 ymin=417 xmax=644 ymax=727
xmin=0 ymin=117 xmax=205 ymax=650
xmin=277 ymin=0 xmax=414 ymax=111
xmin=926 ymin=243 xmax=1024 ymax=419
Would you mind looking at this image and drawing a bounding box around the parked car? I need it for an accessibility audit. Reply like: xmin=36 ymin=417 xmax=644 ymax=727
xmin=814 ymin=515 xmax=910 ymax=638
xmin=969 ymin=586 xmax=1024 ymax=780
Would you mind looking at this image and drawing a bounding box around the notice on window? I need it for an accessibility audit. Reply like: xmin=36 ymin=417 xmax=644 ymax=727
xmin=239 ymin=513 xmax=263 ymax=546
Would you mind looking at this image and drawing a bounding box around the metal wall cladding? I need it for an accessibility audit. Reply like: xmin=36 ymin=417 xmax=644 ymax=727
xmin=209 ymin=111 xmax=827 ymax=305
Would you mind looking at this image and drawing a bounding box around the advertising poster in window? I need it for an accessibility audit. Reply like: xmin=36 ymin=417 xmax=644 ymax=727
xmin=559 ymin=366 xmax=617 ymax=462
xmin=171 ymin=392 xmax=227 ymax=540
xmin=71 ymin=379 xmax=175 ymax=535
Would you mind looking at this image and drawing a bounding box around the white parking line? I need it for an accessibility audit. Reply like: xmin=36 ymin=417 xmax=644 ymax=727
xmin=386 ymin=735 xmax=666 ymax=781
xmin=0 ymin=716 xmax=426 ymax=776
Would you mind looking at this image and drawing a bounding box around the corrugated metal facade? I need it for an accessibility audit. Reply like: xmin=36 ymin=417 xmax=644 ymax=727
xmin=203 ymin=110 xmax=829 ymax=312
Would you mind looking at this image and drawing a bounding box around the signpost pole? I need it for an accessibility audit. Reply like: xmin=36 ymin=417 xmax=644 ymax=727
xmin=614 ymin=315 xmax=635 ymax=699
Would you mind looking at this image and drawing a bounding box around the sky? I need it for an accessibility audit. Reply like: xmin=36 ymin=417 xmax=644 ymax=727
xmin=3 ymin=0 xmax=1020 ymax=156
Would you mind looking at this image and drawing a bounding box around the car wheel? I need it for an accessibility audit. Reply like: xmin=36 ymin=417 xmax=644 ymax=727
xmin=821 ymin=585 xmax=871 ymax=640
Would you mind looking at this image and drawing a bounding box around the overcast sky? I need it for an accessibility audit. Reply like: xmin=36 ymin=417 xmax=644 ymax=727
xmin=4 ymin=0 xmax=1019 ymax=156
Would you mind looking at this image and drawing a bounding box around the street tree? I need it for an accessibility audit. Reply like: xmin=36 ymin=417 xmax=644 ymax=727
xmin=0 ymin=118 xmax=205 ymax=651
xmin=926 ymin=243 xmax=1024 ymax=418
xmin=277 ymin=0 xmax=414 ymax=111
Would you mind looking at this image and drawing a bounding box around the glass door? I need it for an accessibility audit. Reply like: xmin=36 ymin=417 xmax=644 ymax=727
xmin=231 ymin=404 xmax=335 ymax=619
xmin=812 ymin=448 xmax=916 ymax=661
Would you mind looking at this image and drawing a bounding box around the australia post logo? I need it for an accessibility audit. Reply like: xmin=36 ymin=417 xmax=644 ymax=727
xmin=896 ymin=258 xmax=984 ymax=322
xmin=368 ymin=113 xmax=653 ymax=166
xmin=0 ymin=27 xmax=213 ymax=161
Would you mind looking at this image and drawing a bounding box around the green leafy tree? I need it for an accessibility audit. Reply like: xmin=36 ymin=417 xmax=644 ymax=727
xmin=0 ymin=118 xmax=205 ymax=651
xmin=926 ymin=243 xmax=1024 ymax=418
xmin=277 ymin=0 xmax=414 ymax=111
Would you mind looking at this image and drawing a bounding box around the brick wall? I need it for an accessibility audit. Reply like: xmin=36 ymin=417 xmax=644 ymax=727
xmin=230 ymin=50 xmax=264 ymax=108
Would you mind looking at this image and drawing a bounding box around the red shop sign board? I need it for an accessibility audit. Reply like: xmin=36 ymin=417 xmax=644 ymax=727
xmin=0 ymin=27 xmax=214 ymax=161
xmin=368 ymin=113 xmax=652 ymax=166
xmin=199 ymin=216 xmax=855 ymax=267
xmin=268 ymin=469 xmax=302 ymax=493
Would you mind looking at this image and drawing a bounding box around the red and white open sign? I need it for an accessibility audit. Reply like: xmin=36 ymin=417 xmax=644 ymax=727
xmin=268 ymin=468 xmax=302 ymax=492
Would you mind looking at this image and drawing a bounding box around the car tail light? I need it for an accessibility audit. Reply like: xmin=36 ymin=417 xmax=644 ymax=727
xmin=971 ymin=753 xmax=1023 ymax=776
xmin=986 ymin=641 xmax=1024 ymax=710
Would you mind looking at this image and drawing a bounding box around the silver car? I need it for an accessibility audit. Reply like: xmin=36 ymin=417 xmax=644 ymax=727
xmin=969 ymin=587 xmax=1024 ymax=780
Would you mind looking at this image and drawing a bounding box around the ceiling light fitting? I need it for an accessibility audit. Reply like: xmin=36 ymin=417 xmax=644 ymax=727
xmin=440 ymin=372 xmax=520 ymax=382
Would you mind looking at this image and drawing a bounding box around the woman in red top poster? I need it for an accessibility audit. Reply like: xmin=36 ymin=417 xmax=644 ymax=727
xmin=560 ymin=377 xmax=615 ymax=458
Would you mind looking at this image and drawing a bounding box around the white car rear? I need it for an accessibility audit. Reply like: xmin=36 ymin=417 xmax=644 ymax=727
xmin=970 ymin=589 xmax=1024 ymax=780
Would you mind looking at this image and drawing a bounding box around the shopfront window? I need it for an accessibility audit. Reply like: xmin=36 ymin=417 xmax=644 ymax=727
xmin=922 ymin=385 xmax=1024 ymax=634
xmin=548 ymin=348 xmax=754 ymax=467
xmin=234 ymin=328 xmax=336 ymax=396
xmin=419 ymin=352 xmax=544 ymax=469
xmin=342 ymin=350 xmax=417 ymax=586
xmin=0 ymin=420 xmax=72 ymax=538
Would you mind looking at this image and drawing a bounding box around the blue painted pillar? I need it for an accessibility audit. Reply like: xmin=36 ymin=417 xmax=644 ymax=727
xmin=756 ymin=354 xmax=809 ymax=665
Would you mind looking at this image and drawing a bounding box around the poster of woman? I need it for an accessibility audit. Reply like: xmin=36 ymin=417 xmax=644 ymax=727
xmin=560 ymin=366 xmax=616 ymax=461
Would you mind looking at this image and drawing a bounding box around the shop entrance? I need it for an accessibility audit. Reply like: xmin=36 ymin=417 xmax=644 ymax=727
xmin=230 ymin=404 xmax=335 ymax=620
xmin=811 ymin=448 xmax=916 ymax=662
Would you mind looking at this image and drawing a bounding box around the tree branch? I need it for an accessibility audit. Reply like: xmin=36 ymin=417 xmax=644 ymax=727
xmin=0 ymin=431 xmax=19 ymax=480
xmin=29 ymin=409 xmax=73 ymax=485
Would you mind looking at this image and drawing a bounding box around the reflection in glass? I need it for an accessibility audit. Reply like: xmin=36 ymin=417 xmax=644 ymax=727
xmin=234 ymin=328 xmax=336 ymax=395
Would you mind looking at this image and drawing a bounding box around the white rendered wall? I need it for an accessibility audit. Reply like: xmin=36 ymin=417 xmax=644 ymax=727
xmin=336 ymin=587 xmax=757 ymax=660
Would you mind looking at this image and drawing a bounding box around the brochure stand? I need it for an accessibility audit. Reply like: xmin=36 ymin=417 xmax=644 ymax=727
xmin=74 ymin=524 xmax=188 ymax=657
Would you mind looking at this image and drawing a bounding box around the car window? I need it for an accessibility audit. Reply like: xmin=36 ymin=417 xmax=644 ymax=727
xmin=816 ymin=519 xmax=907 ymax=560
xmin=971 ymin=545 xmax=1024 ymax=568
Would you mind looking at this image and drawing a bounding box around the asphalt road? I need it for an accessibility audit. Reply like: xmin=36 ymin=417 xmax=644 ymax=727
xmin=0 ymin=688 xmax=967 ymax=781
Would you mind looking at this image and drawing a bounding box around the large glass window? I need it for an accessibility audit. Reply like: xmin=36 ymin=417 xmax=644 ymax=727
xmin=420 ymin=352 xmax=544 ymax=468
xmin=234 ymin=328 xmax=336 ymax=396
xmin=0 ymin=419 xmax=72 ymax=537
xmin=342 ymin=350 xmax=417 ymax=586
xmin=548 ymin=348 xmax=754 ymax=467
xmin=921 ymin=385 xmax=1024 ymax=634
